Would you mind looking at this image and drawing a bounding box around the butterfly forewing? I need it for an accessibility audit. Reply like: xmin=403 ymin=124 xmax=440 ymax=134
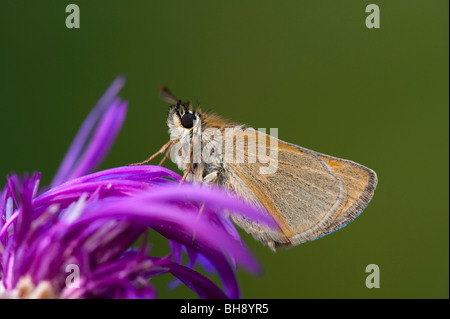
xmin=225 ymin=129 xmax=376 ymax=247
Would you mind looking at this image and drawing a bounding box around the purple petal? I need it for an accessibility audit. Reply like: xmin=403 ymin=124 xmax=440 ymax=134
xmin=163 ymin=261 xmax=229 ymax=299
xmin=34 ymin=166 xmax=182 ymax=209
xmin=51 ymin=76 xmax=126 ymax=187
xmin=65 ymin=99 xmax=127 ymax=181
xmin=60 ymin=191 xmax=262 ymax=298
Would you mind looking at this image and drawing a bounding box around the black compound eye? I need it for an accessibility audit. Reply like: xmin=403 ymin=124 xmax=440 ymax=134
xmin=181 ymin=113 xmax=196 ymax=128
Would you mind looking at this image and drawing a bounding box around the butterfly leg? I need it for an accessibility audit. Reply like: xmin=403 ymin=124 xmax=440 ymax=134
xmin=157 ymin=142 xmax=174 ymax=166
xmin=179 ymin=165 xmax=192 ymax=184
xmin=130 ymin=139 xmax=174 ymax=166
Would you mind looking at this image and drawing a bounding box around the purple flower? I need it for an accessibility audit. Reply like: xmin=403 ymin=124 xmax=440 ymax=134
xmin=0 ymin=77 xmax=276 ymax=299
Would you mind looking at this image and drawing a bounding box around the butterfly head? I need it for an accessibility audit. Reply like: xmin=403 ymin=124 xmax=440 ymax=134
xmin=166 ymin=98 xmax=202 ymax=142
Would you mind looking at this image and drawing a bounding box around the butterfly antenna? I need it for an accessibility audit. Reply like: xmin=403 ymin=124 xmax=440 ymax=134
xmin=160 ymin=85 xmax=179 ymax=104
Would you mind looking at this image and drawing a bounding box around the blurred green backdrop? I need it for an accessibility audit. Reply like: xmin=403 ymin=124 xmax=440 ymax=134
xmin=0 ymin=1 xmax=448 ymax=299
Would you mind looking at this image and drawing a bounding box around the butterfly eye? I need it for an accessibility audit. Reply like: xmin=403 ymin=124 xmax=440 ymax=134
xmin=181 ymin=113 xmax=196 ymax=128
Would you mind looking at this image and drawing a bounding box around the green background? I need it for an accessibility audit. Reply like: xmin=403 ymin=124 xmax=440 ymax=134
xmin=0 ymin=1 xmax=448 ymax=298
